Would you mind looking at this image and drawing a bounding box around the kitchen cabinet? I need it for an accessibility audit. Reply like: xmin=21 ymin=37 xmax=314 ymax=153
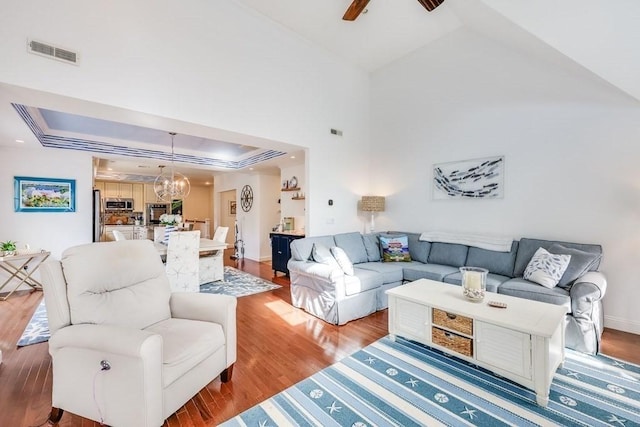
xmin=133 ymin=226 xmax=148 ymax=240
xmin=270 ymin=232 xmax=304 ymax=276
xmin=104 ymin=182 xmax=133 ymax=198
xmin=132 ymin=183 xmax=144 ymax=211
xmin=94 ymin=181 xmax=105 ymax=193
xmin=144 ymin=183 xmax=161 ymax=203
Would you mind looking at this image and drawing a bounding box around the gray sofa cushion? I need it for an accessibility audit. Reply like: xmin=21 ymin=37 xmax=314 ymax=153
xmin=402 ymin=263 xmax=459 ymax=282
xmin=407 ymin=233 xmax=431 ymax=264
xmin=498 ymin=278 xmax=571 ymax=310
xmin=362 ymin=233 xmax=381 ymax=262
xmin=465 ymin=241 xmax=518 ymax=277
xmin=442 ymin=271 xmax=510 ymax=293
xmin=514 ymin=238 xmax=602 ymax=278
xmin=334 ymin=232 xmax=369 ymax=264
xmin=356 ymin=262 xmax=404 ymax=285
xmin=548 ymin=243 xmax=602 ymax=288
xmin=427 ymin=242 xmax=468 ymax=267
xmin=346 ymin=269 xmax=383 ymax=296
xmin=290 ymin=236 xmax=336 ymax=261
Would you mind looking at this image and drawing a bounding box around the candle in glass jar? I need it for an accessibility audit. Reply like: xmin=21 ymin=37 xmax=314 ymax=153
xmin=465 ymin=271 xmax=482 ymax=290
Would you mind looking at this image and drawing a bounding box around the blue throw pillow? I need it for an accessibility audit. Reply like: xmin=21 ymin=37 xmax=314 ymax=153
xmin=379 ymin=234 xmax=411 ymax=262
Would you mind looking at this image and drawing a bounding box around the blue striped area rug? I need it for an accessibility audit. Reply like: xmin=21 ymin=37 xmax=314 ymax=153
xmin=221 ymin=336 xmax=640 ymax=427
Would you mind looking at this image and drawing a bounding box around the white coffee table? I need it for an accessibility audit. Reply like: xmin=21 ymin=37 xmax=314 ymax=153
xmin=387 ymin=279 xmax=567 ymax=406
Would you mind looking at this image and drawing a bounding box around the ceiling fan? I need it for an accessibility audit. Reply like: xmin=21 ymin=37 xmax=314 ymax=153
xmin=343 ymin=0 xmax=445 ymax=21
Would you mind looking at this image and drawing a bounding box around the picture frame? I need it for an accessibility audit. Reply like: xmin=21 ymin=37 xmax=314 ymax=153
xmin=432 ymin=156 xmax=504 ymax=200
xmin=14 ymin=176 xmax=76 ymax=212
xmin=229 ymin=200 xmax=237 ymax=215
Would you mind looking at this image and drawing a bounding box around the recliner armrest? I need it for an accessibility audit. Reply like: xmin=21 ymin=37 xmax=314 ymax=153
xmin=169 ymin=293 xmax=237 ymax=366
xmin=49 ymin=324 xmax=161 ymax=357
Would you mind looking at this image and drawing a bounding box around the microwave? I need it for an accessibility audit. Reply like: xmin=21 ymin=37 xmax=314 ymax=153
xmin=104 ymin=198 xmax=134 ymax=211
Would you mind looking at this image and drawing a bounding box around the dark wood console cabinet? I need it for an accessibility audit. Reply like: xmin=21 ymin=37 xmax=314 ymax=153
xmin=270 ymin=232 xmax=304 ymax=276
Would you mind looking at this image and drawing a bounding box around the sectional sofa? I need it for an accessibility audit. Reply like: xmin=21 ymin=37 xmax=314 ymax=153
xmin=287 ymin=231 xmax=606 ymax=354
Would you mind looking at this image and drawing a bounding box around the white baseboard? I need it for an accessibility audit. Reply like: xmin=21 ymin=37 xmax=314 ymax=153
xmin=259 ymin=256 xmax=272 ymax=262
xmin=604 ymin=315 xmax=640 ymax=335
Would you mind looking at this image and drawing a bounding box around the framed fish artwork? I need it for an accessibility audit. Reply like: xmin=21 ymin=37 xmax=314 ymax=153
xmin=433 ymin=156 xmax=504 ymax=199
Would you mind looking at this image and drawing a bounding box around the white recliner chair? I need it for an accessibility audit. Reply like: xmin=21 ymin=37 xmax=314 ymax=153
xmin=39 ymin=240 xmax=237 ymax=427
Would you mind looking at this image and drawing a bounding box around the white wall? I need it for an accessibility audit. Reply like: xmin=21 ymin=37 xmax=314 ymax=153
xmin=214 ymin=172 xmax=279 ymax=262
xmin=370 ymin=28 xmax=640 ymax=334
xmin=0 ymin=146 xmax=94 ymax=260
xmin=0 ymin=0 xmax=370 ymax=236
xmin=260 ymin=175 xmax=282 ymax=260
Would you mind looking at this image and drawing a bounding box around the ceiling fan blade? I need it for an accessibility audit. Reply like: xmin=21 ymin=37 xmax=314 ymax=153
xmin=343 ymin=0 xmax=371 ymax=21
xmin=416 ymin=0 xmax=445 ymax=12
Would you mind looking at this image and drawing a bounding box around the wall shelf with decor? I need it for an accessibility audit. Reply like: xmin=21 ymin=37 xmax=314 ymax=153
xmin=291 ymin=196 xmax=305 ymax=200
xmin=281 ymin=188 xmax=300 ymax=192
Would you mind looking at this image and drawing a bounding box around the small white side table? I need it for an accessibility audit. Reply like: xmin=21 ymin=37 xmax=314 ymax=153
xmin=0 ymin=251 xmax=51 ymax=301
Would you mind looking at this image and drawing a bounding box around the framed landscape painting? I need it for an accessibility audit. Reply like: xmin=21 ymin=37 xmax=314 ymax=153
xmin=14 ymin=176 xmax=76 ymax=212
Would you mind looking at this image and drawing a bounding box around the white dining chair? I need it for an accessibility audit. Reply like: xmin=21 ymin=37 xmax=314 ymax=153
xmin=213 ymin=226 xmax=229 ymax=243
xmin=165 ymin=230 xmax=200 ymax=292
xmin=153 ymin=226 xmax=166 ymax=243
xmin=112 ymin=229 xmax=127 ymax=241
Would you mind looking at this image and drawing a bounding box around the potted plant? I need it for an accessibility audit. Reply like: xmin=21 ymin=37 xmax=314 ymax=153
xmin=1 ymin=240 xmax=17 ymax=256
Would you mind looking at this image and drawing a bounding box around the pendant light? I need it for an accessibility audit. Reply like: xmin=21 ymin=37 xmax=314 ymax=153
xmin=153 ymin=132 xmax=190 ymax=202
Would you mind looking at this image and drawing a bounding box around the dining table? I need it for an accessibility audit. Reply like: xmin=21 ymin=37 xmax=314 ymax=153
xmin=154 ymin=238 xmax=228 ymax=283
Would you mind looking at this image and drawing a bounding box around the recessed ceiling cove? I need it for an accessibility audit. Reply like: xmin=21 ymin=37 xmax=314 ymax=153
xmin=12 ymin=103 xmax=286 ymax=169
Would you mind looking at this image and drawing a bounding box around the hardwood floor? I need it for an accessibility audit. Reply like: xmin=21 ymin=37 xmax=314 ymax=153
xmin=0 ymin=255 xmax=638 ymax=426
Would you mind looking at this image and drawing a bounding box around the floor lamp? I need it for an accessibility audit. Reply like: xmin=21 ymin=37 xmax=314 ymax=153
xmin=361 ymin=196 xmax=385 ymax=233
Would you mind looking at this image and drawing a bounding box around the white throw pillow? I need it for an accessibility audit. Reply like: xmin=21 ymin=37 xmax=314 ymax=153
xmin=523 ymin=247 xmax=571 ymax=288
xmin=311 ymin=243 xmax=339 ymax=268
xmin=330 ymin=246 xmax=354 ymax=276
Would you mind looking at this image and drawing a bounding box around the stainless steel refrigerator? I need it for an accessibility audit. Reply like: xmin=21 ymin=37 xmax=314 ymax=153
xmin=92 ymin=189 xmax=103 ymax=242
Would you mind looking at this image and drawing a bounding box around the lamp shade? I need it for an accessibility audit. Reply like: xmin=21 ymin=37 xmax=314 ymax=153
xmin=361 ymin=196 xmax=385 ymax=212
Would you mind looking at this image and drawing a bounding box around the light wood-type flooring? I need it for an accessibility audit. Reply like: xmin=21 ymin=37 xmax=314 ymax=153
xmin=0 ymin=254 xmax=638 ymax=426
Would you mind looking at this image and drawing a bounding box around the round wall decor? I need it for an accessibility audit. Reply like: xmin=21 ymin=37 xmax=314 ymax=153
xmin=240 ymin=185 xmax=254 ymax=212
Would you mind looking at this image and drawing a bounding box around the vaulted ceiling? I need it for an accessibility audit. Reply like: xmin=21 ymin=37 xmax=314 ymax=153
xmin=235 ymin=0 xmax=640 ymax=102
xmin=2 ymin=0 xmax=639 ymax=182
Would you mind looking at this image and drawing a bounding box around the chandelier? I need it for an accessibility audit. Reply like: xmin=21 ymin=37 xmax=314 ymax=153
xmin=153 ymin=132 xmax=190 ymax=202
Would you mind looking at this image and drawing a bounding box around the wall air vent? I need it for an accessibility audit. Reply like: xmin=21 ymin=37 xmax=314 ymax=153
xmin=28 ymin=40 xmax=78 ymax=65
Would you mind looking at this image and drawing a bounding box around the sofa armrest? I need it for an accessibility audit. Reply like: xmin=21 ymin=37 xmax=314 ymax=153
xmin=570 ymin=271 xmax=607 ymax=318
xmin=170 ymin=293 xmax=237 ymax=366
xmin=288 ymin=260 xmax=344 ymax=282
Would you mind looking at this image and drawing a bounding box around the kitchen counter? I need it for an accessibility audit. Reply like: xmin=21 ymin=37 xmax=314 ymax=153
xmin=103 ymin=224 xmax=148 ymax=241
xmin=270 ymin=230 xmax=305 ymax=237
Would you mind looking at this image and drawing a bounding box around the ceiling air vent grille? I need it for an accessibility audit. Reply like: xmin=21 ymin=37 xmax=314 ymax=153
xmin=28 ymin=40 xmax=79 ymax=65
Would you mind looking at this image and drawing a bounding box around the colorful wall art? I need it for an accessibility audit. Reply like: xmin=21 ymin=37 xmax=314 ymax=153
xmin=14 ymin=176 xmax=76 ymax=212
